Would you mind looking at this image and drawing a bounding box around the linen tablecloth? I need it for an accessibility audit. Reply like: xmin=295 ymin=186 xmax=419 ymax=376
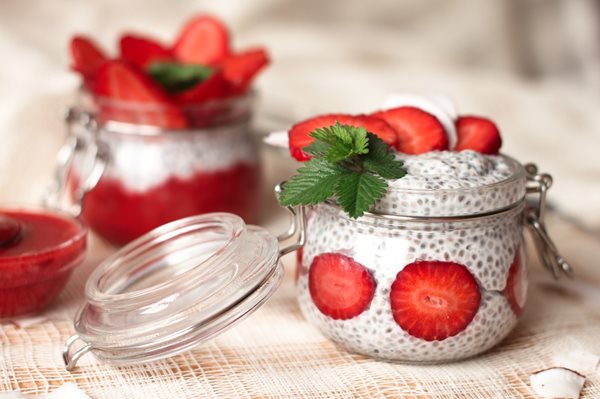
xmin=1 ymin=1 xmax=600 ymax=397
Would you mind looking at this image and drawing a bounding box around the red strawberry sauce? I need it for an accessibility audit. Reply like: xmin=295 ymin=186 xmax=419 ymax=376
xmin=0 ymin=210 xmax=86 ymax=318
xmin=81 ymin=162 xmax=261 ymax=246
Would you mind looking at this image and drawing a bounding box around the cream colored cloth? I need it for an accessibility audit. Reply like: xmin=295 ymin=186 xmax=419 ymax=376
xmin=1 ymin=1 xmax=600 ymax=398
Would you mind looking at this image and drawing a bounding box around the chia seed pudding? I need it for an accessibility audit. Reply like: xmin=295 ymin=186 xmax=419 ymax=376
xmin=296 ymin=151 xmax=528 ymax=362
xmin=70 ymin=97 xmax=262 ymax=245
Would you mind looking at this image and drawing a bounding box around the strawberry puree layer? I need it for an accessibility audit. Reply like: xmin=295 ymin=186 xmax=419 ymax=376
xmin=81 ymin=162 xmax=261 ymax=245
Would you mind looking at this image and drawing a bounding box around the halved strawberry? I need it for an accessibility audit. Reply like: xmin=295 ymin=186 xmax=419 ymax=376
xmin=455 ymin=116 xmax=502 ymax=154
xmin=504 ymin=250 xmax=526 ymax=316
xmin=70 ymin=36 xmax=107 ymax=83
xmin=174 ymin=72 xmax=236 ymax=127
xmin=288 ymin=114 xmax=398 ymax=161
xmin=220 ymin=48 xmax=269 ymax=94
xmin=371 ymin=107 xmax=448 ymax=154
xmin=120 ymin=34 xmax=173 ymax=69
xmin=94 ymin=61 xmax=187 ymax=129
xmin=173 ymin=15 xmax=230 ymax=65
xmin=309 ymin=253 xmax=376 ymax=320
xmin=174 ymin=71 xmax=231 ymax=104
xmin=390 ymin=260 xmax=481 ymax=341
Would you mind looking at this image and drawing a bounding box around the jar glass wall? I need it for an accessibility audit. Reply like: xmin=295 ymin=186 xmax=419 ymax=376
xmin=68 ymin=92 xmax=262 ymax=245
xmin=297 ymin=201 xmax=527 ymax=363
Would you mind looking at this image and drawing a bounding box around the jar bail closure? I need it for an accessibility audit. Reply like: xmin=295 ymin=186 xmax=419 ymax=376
xmin=524 ymin=163 xmax=573 ymax=279
xmin=44 ymin=108 xmax=109 ymax=217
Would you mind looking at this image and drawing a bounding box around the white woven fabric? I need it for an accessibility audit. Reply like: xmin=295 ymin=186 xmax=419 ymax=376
xmin=1 ymin=224 xmax=600 ymax=398
xmin=1 ymin=1 xmax=600 ymax=397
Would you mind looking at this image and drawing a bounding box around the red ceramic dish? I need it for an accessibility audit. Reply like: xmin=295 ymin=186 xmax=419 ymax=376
xmin=0 ymin=209 xmax=87 ymax=318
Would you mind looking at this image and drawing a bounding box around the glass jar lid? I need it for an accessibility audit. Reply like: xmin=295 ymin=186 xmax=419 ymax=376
xmin=65 ymin=213 xmax=282 ymax=369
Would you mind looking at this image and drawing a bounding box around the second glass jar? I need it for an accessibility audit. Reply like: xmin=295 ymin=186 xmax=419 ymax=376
xmin=67 ymin=93 xmax=262 ymax=245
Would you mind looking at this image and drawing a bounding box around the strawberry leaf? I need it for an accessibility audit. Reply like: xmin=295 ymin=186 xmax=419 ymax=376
xmin=363 ymin=133 xmax=407 ymax=179
xmin=279 ymin=158 xmax=344 ymax=206
xmin=305 ymin=122 xmax=368 ymax=163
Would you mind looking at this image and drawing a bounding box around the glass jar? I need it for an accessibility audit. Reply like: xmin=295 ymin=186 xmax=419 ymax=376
xmin=293 ymin=159 xmax=571 ymax=362
xmin=61 ymin=161 xmax=570 ymax=370
xmin=49 ymin=92 xmax=262 ymax=245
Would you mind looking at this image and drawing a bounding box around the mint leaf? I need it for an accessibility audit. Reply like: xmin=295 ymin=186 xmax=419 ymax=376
xmin=334 ymin=172 xmax=388 ymax=218
xmin=280 ymin=123 xmax=407 ymax=218
xmin=363 ymin=133 xmax=407 ymax=179
xmin=279 ymin=158 xmax=344 ymax=206
xmin=305 ymin=123 xmax=368 ymax=163
xmin=147 ymin=62 xmax=214 ymax=93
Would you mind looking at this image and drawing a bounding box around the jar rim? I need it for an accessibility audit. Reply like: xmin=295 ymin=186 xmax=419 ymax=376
xmin=80 ymin=88 xmax=255 ymax=112
xmin=73 ymin=89 xmax=255 ymax=136
xmin=94 ymin=117 xmax=252 ymax=137
xmin=319 ymin=197 xmax=527 ymax=224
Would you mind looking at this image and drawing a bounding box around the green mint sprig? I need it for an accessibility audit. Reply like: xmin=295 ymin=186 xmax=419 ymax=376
xmin=147 ymin=62 xmax=214 ymax=93
xmin=279 ymin=122 xmax=406 ymax=218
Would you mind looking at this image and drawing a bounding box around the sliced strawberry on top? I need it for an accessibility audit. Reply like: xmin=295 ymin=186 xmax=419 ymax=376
xmin=119 ymin=34 xmax=173 ymax=69
xmin=504 ymin=250 xmax=527 ymax=316
xmin=175 ymin=72 xmax=236 ymax=128
xmin=70 ymin=36 xmax=107 ymax=81
xmin=288 ymin=114 xmax=398 ymax=161
xmin=455 ymin=116 xmax=502 ymax=154
xmin=219 ymin=48 xmax=269 ymax=94
xmin=174 ymin=71 xmax=231 ymax=104
xmin=309 ymin=253 xmax=376 ymax=320
xmin=94 ymin=60 xmax=187 ymax=129
xmin=390 ymin=260 xmax=481 ymax=341
xmin=173 ymin=15 xmax=230 ymax=65
xmin=371 ymin=107 xmax=448 ymax=155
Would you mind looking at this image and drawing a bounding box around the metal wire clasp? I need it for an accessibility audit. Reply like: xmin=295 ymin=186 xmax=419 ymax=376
xmin=525 ymin=163 xmax=573 ymax=279
xmin=274 ymin=183 xmax=306 ymax=258
xmin=63 ymin=334 xmax=92 ymax=371
xmin=44 ymin=108 xmax=109 ymax=217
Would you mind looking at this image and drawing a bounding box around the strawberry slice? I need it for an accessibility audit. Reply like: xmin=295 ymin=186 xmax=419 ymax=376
xmin=94 ymin=60 xmax=187 ymax=129
xmin=288 ymin=114 xmax=398 ymax=161
xmin=173 ymin=15 xmax=230 ymax=65
xmin=504 ymin=250 xmax=526 ymax=316
xmin=371 ymin=107 xmax=448 ymax=154
xmin=120 ymin=34 xmax=173 ymax=69
xmin=174 ymin=72 xmax=234 ymax=128
xmin=70 ymin=36 xmax=107 ymax=84
xmin=309 ymin=253 xmax=376 ymax=320
xmin=455 ymin=116 xmax=502 ymax=154
xmin=174 ymin=71 xmax=231 ymax=104
xmin=220 ymin=48 xmax=269 ymax=94
xmin=390 ymin=260 xmax=481 ymax=341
